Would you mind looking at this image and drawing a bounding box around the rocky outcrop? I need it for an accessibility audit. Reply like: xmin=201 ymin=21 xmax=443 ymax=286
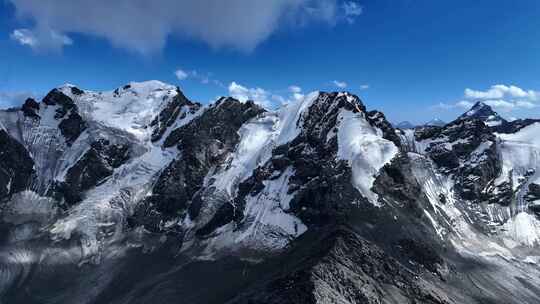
xmin=527 ymin=183 xmax=540 ymax=213
xmin=21 ymin=98 xmax=40 ymax=119
xmin=0 ymin=130 xmax=34 ymax=201
xmin=133 ymin=98 xmax=264 ymax=232
xmin=231 ymin=93 xmax=373 ymax=234
xmin=493 ymin=118 xmax=540 ymax=134
xmin=228 ymin=227 xmax=450 ymax=304
xmin=417 ymin=111 xmax=502 ymax=202
xmin=53 ymin=138 xmax=130 ymax=206
xmin=42 ymin=89 xmax=87 ymax=145
xmin=149 ymin=88 xmax=201 ymax=142
xmin=367 ymin=110 xmax=402 ymax=147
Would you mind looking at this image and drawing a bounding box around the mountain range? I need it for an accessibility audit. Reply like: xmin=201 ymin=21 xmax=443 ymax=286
xmin=1 ymin=81 xmax=540 ymax=303
xmin=394 ymin=118 xmax=447 ymax=129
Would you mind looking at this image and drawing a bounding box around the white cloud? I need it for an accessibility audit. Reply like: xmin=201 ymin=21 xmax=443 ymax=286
xmin=455 ymin=100 xmax=474 ymax=108
xmin=10 ymin=28 xmax=72 ymax=51
xmin=228 ymin=81 xmax=273 ymax=108
xmin=359 ymin=84 xmax=369 ymax=90
xmin=437 ymin=84 xmax=540 ymax=113
xmin=175 ymin=69 xmax=188 ymax=80
xmin=483 ymin=99 xmax=515 ymax=111
xmin=228 ymin=81 xmax=308 ymax=108
xmin=9 ymin=0 xmax=361 ymax=53
xmin=289 ymin=85 xmax=302 ymax=93
xmin=333 ymin=80 xmax=347 ymax=88
xmin=465 ymin=84 xmax=540 ymax=111
xmin=0 ymin=91 xmax=35 ymax=108
xmin=342 ymin=1 xmax=363 ymax=24
xmin=465 ymin=84 xmax=538 ymax=101
xmin=174 ymin=68 xmax=225 ymax=87
xmin=515 ymin=100 xmax=537 ymax=109
xmin=287 ymin=85 xmax=304 ymax=102
xmin=10 ymin=29 xmax=37 ymax=47
xmin=433 ymin=100 xmax=473 ymax=110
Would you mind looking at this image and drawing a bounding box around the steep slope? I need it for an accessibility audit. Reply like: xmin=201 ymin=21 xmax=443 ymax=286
xmin=458 ymin=101 xmax=507 ymax=127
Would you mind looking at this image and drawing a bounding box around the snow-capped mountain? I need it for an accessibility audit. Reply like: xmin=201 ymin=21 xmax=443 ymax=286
xmin=394 ymin=120 xmax=415 ymax=129
xmin=425 ymin=118 xmax=446 ymax=127
xmin=458 ymin=101 xmax=507 ymax=127
xmin=2 ymin=81 xmax=540 ymax=303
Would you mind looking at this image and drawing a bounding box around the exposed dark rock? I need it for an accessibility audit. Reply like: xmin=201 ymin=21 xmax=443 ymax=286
xmin=527 ymin=184 xmax=540 ymax=213
xmin=0 ymin=130 xmax=34 ymax=201
xmin=415 ymin=125 xmax=443 ymax=141
xmin=54 ymin=138 xmax=130 ymax=206
xmin=398 ymin=238 xmax=444 ymax=274
xmin=458 ymin=101 xmax=505 ymax=124
xmin=133 ymin=98 xmax=264 ymax=232
xmin=42 ymin=89 xmax=76 ymax=119
xmin=493 ymin=119 xmax=540 ymax=134
xmin=21 ymin=98 xmax=40 ymax=119
xmin=367 ymin=110 xmax=402 ymax=147
xmin=58 ymin=110 xmax=87 ymax=145
xmin=42 ymin=89 xmax=87 ymax=144
xmin=428 ymin=118 xmax=495 ymax=167
xmin=70 ymin=86 xmax=85 ymax=95
xmin=196 ymin=202 xmax=238 ymax=237
xmin=373 ymin=154 xmax=429 ymax=217
xmin=233 ymin=93 xmax=367 ymax=231
xmin=233 ymin=92 xmax=401 ymax=233
xmin=163 ymin=97 xmax=263 ymax=148
xmin=228 ymin=227 xmax=450 ymax=304
xmin=149 ymin=88 xmax=201 ymax=142
xmin=417 ymin=111 xmax=502 ymax=202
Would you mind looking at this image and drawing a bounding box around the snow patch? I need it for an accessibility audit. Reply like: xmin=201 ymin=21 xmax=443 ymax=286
xmin=336 ymin=109 xmax=398 ymax=205
xmin=502 ymin=212 xmax=540 ymax=247
xmin=65 ymin=81 xmax=178 ymax=141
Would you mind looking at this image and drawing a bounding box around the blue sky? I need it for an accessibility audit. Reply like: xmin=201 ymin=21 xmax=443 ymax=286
xmin=1 ymin=0 xmax=540 ymax=124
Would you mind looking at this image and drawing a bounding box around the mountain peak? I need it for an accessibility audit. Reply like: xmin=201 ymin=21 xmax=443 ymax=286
xmin=425 ymin=118 xmax=446 ymax=127
xmin=459 ymin=101 xmax=507 ymax=127
xmin=463 ymin=101 xmax=495 ymax=117
xmin=395 ymin=121 xmax=415 ymax=129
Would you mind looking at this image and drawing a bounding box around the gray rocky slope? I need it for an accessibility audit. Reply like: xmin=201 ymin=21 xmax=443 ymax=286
xmin=1 ymin=81 xmax=540 ymax=303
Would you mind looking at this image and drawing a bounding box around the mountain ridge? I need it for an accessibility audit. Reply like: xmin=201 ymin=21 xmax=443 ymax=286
xmin=1 ymin=81 xmax=540 ymax=303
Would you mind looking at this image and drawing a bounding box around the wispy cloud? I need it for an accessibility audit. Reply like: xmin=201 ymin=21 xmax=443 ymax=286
xmin=174 ymin=68 xmax=225 ymax=87
xmin=10 ymin=28 xmax=72 ymax=51
xmin=332 ymin=80 xmax=347 ymax=88
xmin=174 ymin=69 xmax=189 ymax=80
xmin=342 ymin=1 xmax=363 ymax=24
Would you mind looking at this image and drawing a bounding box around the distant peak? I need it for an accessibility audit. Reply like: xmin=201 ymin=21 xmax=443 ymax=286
xmin=463 ymin=101 xmax=496 ymax=117
xmin=458 ymin=100 xmax=508 ymax=127
xmin=425 ymin=118 xmax=446 ymax=127
xmin=395 ymin=121 xmax=415 ymax=129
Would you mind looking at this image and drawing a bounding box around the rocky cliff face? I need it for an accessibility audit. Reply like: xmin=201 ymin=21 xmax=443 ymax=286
xmin=1 ymin=81 xmax=540 ymax=304
xmin=0 ymin=129 xmax=34 ymax=202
